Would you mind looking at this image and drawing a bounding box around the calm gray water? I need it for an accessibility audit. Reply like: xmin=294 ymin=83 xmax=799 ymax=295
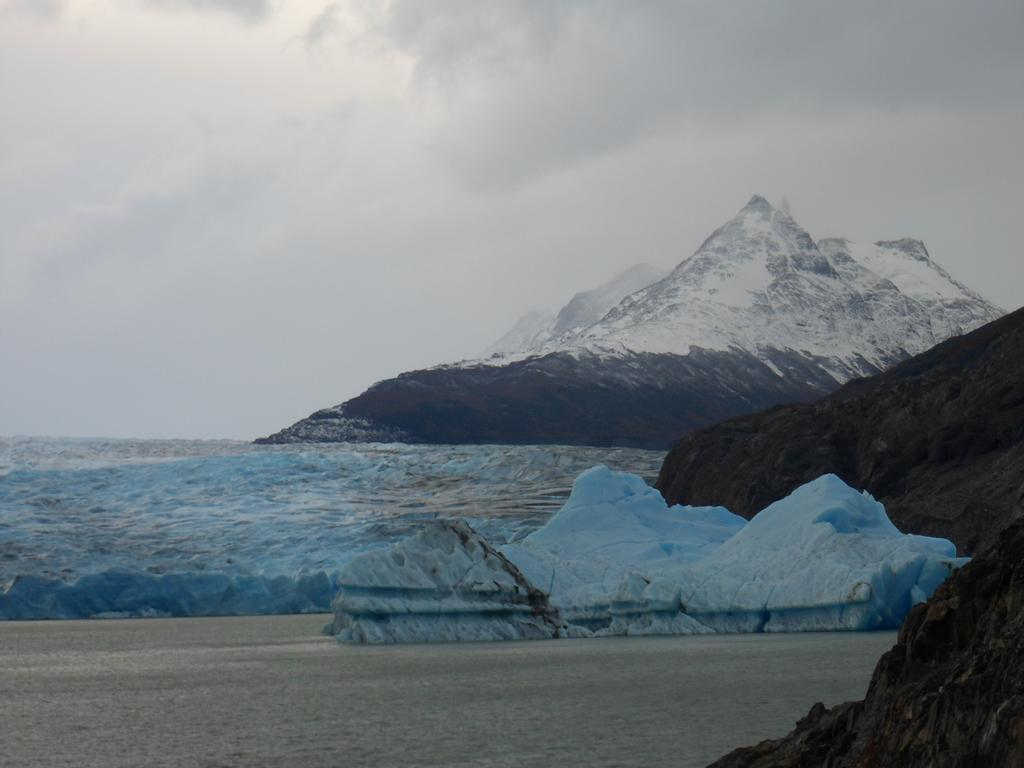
xmin=0 ymin=615 xmax=895 ymax=768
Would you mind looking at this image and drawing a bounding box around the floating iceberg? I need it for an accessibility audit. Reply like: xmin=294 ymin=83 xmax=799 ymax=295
xmin=329 ymin=469 xmax=965 ymax=643
xmin=328 ymin=520 xmax=567 ymax=643
xmin=502 ymin=465 xmax=745 ymax=631
xmin=612 ymin=474 xmax=964 ymax=635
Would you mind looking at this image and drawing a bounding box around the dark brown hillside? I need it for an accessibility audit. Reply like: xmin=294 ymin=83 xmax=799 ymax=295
xmin=657 ymin=306 xmax=1024 ymax=554
xmin=257 ymin=348 xmax=838 ymax=449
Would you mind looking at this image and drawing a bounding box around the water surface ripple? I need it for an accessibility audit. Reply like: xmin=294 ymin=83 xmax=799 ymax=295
xmin=0 ymin=614 xmax=896 ymax=768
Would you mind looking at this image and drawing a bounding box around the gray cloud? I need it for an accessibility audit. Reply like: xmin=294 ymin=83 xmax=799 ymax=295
xmin=375 ymin=0 xmax=1024 ymax=189
xmin=3 ymin=0 xmax=64 ymax=21
xmin=1 ymin=1 xmax=1022 ymax=439
xmin=304 ymin=3 xmax=340 ymax=49
xmin=142 ymin=0 xmax=273 ymax=23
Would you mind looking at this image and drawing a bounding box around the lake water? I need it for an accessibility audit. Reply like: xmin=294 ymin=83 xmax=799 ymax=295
xmin=0 ymin=614 xmax=895 ymax=768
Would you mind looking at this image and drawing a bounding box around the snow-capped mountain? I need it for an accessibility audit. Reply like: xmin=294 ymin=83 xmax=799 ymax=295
xmin=522 ymin=195 xmax=1001 ymax=382
xmin=258 ymin=196 xmax=1003 ymax=448
xmin=482 ymin=263 xmax=666 ymax=358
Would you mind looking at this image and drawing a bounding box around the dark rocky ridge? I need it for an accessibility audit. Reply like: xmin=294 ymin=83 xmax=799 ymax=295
xmin=257 ymin=348 xmax=844 ymax=449
xmin=657 ymin=306 xmax=1024 ymax=554
xmin=708 ymin=512 xmax=1024 ymax=768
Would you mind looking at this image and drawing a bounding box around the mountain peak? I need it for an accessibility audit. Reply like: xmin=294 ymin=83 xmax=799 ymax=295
xmin=558 ymin=197 xmax=1001 ymax=378
xmin=741 ymin=194 xmax=775 ymax=214
xmin=685 ymin=194 xmax=830 ymax=281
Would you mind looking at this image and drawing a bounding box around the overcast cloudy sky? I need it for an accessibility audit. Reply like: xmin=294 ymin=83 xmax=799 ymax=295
xmin=2 ymin=0 xmax=1022 ymax=439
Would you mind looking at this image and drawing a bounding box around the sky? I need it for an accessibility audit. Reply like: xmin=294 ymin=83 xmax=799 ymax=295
xmin=2 ymin=0 xmax=1022 ymax=440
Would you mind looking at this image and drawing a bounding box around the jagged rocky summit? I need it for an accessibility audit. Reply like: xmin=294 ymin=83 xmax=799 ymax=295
xmin=708 ymin=514 xmax=1024 ymax=768
xmin=327 ymin=467 xmax=964 ymax=644
xmin=657 ymin=306 xmax=1024 ymax=555
xmin=260 ymin=196 xmax=1001 ymax=448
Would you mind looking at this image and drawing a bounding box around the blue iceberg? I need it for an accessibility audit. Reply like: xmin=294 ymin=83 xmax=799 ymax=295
xmin=329 ymin=469 xmax=965 ymax=643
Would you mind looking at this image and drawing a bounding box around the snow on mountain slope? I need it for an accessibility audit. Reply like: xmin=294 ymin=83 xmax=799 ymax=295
xmin=482 ymin=263 xmax=667 ymax=358
xmin=817 ymin=237 xmax=1001 ymax=342
xmin=548 ymin=263 xmax=667 ymax=339
xmin=481 ymin=310 xmax=556 ymax=358
xmin=536 ymin=196 xmax=1002 ymax=383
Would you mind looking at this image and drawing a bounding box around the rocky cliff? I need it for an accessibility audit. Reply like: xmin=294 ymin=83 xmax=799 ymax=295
xmin=708 ymin=513 xmax=1024 ymax=768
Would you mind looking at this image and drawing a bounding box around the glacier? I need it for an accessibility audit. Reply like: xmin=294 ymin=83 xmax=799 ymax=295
xmin=0 ymin=438 xmax=663 ymax=620
xmin=329 ymin=468 xmax=965 ymax=643
xmin=1 ymin=438 xmax=965 ymax=630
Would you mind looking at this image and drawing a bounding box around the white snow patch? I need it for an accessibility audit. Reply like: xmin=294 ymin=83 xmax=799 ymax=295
xmin=846 ymin=241 xmax=962 ymax=301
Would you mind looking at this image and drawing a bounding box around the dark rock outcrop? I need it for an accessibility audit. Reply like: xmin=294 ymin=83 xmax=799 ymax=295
xmin=258 ymin=349 xmax=839 ymax=449
xmin=657 ymin=306 xmax=1024 ymax=554
xmin=708 ymin=513 xmax=1024 ymax=768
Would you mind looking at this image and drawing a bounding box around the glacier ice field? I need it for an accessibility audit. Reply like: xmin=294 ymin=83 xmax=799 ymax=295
xmin=1 ymin=438 xmax=964 ymax=633
xmin=0 ymin=437 xmax=663 ymax=619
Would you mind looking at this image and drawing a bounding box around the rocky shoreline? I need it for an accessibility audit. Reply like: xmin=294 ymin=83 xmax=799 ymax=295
xmin=709 ymin=514 xmax=1024 ymax=767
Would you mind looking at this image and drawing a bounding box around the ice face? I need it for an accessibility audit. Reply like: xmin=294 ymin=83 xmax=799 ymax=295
xmin=329 ymin=470 xmax=965 ymax=643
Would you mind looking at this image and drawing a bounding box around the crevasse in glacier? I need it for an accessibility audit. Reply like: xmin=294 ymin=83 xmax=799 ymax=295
xmin=329 ymin=468 xmax=965 ymax=643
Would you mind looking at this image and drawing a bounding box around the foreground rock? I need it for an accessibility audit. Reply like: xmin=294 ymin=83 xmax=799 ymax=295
xmin=658 ymin=306 xmax=1024 ymax=554
xmin=328 ymin=468 xmax=963 ymax=643
xmin=709 ymin=515 xmax=1024 ymax=768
